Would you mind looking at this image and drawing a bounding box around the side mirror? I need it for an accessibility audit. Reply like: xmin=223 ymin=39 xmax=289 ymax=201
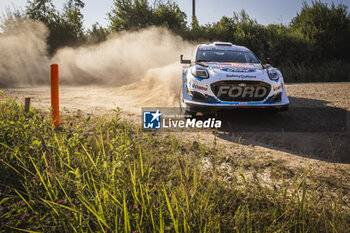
xmin=180 ymin=54 xmax=191 ymax=64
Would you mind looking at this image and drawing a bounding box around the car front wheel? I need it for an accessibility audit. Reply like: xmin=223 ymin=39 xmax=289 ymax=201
xmin=180 ymin=87 xmax=197 ymax=118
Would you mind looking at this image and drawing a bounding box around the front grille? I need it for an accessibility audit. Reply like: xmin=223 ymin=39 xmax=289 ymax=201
xmin=211 ymin=80 xmax=271 ymax=102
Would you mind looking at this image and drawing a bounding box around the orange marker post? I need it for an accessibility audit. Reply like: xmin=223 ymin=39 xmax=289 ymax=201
xmin=51 ymin=64 xmax=59 ymax=126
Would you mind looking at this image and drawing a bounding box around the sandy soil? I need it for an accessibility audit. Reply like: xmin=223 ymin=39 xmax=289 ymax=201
xmin=1 ymin=82 xmax=350 ymax=191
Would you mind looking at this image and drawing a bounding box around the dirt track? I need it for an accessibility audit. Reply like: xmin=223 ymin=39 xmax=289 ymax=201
xmin=1 ymin=82 xmax=350 ymax=189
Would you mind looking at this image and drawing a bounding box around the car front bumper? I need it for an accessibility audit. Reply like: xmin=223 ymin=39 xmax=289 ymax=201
xmin=181 ymin=85 xmax=290 ymax=112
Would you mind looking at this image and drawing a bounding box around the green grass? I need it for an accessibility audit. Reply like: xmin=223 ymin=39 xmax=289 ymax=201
xmin=0 ymin=93 xmax=349 ymax=232
xmin=279 ymin=60 xmax=350 ymax=83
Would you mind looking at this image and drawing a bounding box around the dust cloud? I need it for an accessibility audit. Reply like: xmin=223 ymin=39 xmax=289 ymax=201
xmin=0 ymin=19 xmax=194 ymax=107
xmin=0 ymin=20 xmax=50 ymax=87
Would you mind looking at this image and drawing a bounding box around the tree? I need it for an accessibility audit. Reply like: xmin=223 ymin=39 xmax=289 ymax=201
xmin=210 ymin=16 xmax=235 ymax=42
xmin=26 ymin=0 xmax=57 ymax=25
xmin=87 ymin=22 xmax=109 ymax=44
xmin=230 ymin=10 xmax=269 ymax=60
xmin=108 ymin=0 xmax=153 ymax=31
xmin=60 ymin=0 xmax=86 ymax=46
xmin=290 ymin=0 xmax=350 ymax=61
xmin=108 ymin=0 xmax=187 ymax=33
xmin=153 ymin=1 xmax=187 ymax=34
xmin=26 ymin=0 xmax=86 ymax=53
xmin=26 ymin=0 xmax=61 ymax=53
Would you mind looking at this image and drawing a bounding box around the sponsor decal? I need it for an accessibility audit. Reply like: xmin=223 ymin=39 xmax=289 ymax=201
xmin=217 ymin=85 xmax=268 ymax=98
xmin=220 ymin=67 xmax=256 ymax=73
xmin=273 ymin=85 xmax=281 ymax=91
xmin=253 ymin=64 xmax=263 ymax=68
xmin=192 ymin=83 xmax=208 ymax=91
xmin=143 ymin=110 xmax=161 ymax=129
xmin=197 ymin=46 xmax=246 ymax=51
xmin=185 ymin=84 xmax=191 ymax=93
xmin=217 ymin=63 xmax=255 ymax=68
xmin=226 ymin=74 xmax=256 ymax=78
xmin=206 ymin=63 xmax=261 ymax=71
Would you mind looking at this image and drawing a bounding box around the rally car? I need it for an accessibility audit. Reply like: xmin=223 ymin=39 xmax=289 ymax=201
xmin=180 ymin=42 xmax=289 ymax=116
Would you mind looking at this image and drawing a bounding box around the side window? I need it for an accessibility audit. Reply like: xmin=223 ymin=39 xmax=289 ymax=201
xmin=244 ymin=54 xmax=250 ymax=63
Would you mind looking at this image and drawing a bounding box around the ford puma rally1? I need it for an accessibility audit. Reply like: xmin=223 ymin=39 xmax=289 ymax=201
xmin=180 ymin=42 xmax=289 ymax=116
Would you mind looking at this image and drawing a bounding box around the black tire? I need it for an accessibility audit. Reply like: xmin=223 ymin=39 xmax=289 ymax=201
xmin=179 ymin=87 xmax=197 ymax=118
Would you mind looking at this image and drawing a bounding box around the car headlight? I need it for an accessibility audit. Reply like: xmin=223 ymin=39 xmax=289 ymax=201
xmin=267 ymin=67 xmax=280 ymax=81
xmin=191 ymin=65 xmax=209 ymax=79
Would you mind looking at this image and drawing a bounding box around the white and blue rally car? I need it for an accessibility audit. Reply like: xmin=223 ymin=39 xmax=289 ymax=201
xmin=180 ymin=42 xmax=289 ymax=116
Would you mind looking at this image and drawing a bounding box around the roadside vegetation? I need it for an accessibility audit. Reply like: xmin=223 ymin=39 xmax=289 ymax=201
xmin=1 ymin=0 xmax=349 ymax=82
xmin=1 ymin=93 xmax=349 ymax=232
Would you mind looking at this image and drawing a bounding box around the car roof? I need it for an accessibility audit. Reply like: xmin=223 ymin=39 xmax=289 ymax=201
xmin=197 ymin=42 xmax=250 ymax=52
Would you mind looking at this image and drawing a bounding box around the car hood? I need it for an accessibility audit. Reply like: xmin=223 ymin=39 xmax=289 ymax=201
xmin=200 ymin=62 xmax=267 ymax=80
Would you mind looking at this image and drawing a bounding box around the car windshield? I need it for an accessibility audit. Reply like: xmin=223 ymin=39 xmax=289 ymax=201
xmin=196 ymin=49 xmax=260 ymax=63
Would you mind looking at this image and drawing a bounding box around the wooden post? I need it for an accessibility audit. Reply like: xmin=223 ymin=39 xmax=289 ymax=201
xmin=51 ymin=64 xmax=59 ymax=126
xmin=24 ymin=97 xmax=31 ymax=113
